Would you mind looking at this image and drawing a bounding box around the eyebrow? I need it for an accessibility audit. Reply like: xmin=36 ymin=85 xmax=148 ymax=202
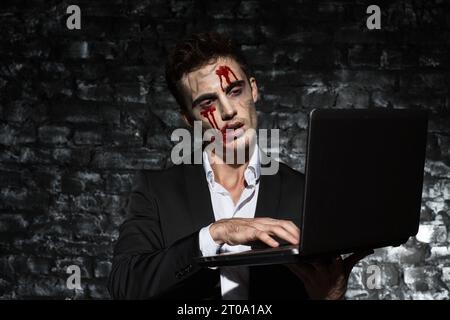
xmin=192 ymin=93 xmax=218 ymax=108
xmin=191 ymin=80 xmax=246 ymax=109
xmin=224 ymin=80 xmax=245 ymax=95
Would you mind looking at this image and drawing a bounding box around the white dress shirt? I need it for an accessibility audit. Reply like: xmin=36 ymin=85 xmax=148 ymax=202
xmin=198 ymin=145 xmax=261 ymax=299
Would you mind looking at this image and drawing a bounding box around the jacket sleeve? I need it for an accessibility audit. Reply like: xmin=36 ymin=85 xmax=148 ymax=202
xmin=107 ymin=170 xmax=211 ymax=299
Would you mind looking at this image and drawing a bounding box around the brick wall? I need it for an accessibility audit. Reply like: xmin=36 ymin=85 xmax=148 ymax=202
xmin=0 ymin=0 xmax=449 ymax=299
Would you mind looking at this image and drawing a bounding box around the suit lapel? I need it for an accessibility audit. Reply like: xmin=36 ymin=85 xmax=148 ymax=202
xmin=254 ymin=163 xmax=282 ymax=219
xmin=183 ymin=163 xmax=215 ymax=232
xmin=250 ymin=160 xmax=282 ymax=299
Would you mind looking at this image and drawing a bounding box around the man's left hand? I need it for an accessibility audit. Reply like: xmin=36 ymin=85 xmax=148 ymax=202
xmin=286 ymin=250 xmax=374 ymax=300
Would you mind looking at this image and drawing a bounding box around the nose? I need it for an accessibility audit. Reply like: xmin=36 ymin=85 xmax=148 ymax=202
xmin=218 ymin=96 xmax=237 ymax=121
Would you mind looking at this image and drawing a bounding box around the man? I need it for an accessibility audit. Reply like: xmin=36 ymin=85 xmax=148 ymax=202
xmin=108 ymin=32 xmax=370 ymax=300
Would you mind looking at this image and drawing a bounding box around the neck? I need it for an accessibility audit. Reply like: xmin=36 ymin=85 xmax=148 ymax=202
xmin=209 ymin=154 xmax=248 ymax=190
xmin=207 ymin=143 xmax=257 ymax=190
xmin=206 ymin=144 xmax=257 ymax=205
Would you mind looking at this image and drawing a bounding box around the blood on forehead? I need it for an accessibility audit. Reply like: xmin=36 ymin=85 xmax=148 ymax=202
xmin=215 ymin=65 xmax=238 ymax=91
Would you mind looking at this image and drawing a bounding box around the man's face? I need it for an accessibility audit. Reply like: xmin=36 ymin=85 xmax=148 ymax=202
xmin=180 ymin=57 xmax=258 ymax=155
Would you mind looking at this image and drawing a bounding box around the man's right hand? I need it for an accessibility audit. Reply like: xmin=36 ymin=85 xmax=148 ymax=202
xmin=209 ymin=217 xmax=299 ymax=247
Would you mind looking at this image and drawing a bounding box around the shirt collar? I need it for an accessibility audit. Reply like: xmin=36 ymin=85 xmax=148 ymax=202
xmin=202 ymin=143 xmax=261 ymax=189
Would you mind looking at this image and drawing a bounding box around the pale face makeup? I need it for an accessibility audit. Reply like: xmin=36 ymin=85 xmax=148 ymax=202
xmin=180 ymin=57 xmax=259 ymax=159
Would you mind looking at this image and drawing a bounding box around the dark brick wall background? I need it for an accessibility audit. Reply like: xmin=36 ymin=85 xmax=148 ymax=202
xmin=0 ymin=0 xmax=449 ymax=299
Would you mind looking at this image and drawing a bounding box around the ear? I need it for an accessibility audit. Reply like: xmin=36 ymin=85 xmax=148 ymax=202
xmin=249 ymin=77 xmax=259 ymax=103
xmin=181 ymin=109 xmax=194 ymax=127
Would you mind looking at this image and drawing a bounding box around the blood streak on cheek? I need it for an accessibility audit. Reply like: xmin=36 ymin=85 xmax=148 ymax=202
xmin=200 ymin=105 xmax=219 ymax=129
xmin=200 ymin=105 xmax=222 ymax=142
xmin=215 ymin=65 xmax=238 ymax=91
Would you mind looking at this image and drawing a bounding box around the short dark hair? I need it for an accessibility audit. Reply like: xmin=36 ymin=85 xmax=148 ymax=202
xmin=165 ymin=32 xmax=251 ymax=111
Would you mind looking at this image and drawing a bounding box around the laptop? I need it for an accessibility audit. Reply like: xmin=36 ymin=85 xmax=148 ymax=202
xmin=196 ymin=108 xmax=428 ymax=267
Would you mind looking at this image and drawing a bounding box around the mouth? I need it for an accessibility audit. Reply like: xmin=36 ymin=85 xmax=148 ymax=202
xmin=221 ymin=121 xmax=244 ymax=132
xmin=221 ymin=122 xmax=245 ymax=143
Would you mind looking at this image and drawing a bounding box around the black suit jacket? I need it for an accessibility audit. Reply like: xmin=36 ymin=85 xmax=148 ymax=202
xmin=108 ymin=160 xmax=309 ymax=300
